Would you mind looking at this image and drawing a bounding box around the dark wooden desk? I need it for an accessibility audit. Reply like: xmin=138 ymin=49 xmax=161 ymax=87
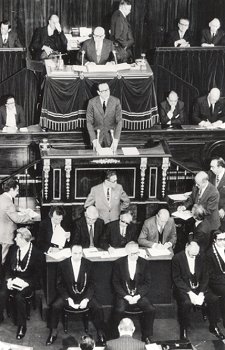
xmin=0 ymin=48 xmax=26 ymax=83
xmin=45 ymin=251 xmax=173 ymax=306
xmin=40 ymin=63 xmax=159 ymax=132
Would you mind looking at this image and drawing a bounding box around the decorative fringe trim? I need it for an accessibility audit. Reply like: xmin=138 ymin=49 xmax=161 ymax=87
xmin=40 ymin=116 xmax=86 ymax=131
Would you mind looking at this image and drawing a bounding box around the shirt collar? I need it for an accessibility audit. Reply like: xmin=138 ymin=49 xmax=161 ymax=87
xmin=47 ymin=25 xmax=55 ymax=36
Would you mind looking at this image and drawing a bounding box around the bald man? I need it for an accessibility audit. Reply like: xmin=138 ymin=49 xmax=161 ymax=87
xmin=138 ymin=208 xmax=177 ymax=249
xmin=159 ymin=91 xmax=185 ymax=127
xmin=178 ymin=171 xmax=220 ymax=231
xmin=29 ymin=14 xmax=67 ymax=60
xmin=71 ymin=206 xmax=105 ymax=248
xmin=79 ymin=26 xmax=115 ymax=65
xmin=201 ymin=18 xmax=225 ymax=47
xmin=192 ymin=88 xmax=225 ymax=126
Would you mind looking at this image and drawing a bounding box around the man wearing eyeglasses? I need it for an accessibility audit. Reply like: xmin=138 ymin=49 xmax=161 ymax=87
xmin=86 ymin=83 xmax=122 ymax=152
xmin=166 ymin=18 xmax=193 ymax=47
xmin=101 ymin=210 xmax=137 ymax=251
xmin=0 ymin=95 xmax=26 ymax=131
xmin=207 ymin=231 xmax=225 ymax=334
xmin=79 ymin=27 xmax=115 ymax=65
xmin=71 ymin=206 xmax=105 ymax=248
xmin=84 ymin=170 xmax=130 ymax=224
xmin=112 ymin=241 xmax=155 ymax=344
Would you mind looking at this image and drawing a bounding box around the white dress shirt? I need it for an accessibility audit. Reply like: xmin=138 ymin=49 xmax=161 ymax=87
xmin=128 ymin=257 xmax=137 ymax=280
xmin=71 ymin=259 xmax=81 ymax=282
xmin=185 ymin=251 xmax=196 ymax=274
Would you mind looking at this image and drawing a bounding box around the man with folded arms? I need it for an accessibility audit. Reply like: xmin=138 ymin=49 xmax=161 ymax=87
xmin=172 ymin=241 xmax=224 ymax=340
xmin=46 ymin=245 xmax=106 ymax=346
xmin=167 ymin=18 xmax=193 ymax=47
xmin=138 ymin=208 xmax=177 ymax=250
xmin=5 ymin=228 xmax=43 ymax=340
xmin=201 ymin=18 xmax=225 ymax=47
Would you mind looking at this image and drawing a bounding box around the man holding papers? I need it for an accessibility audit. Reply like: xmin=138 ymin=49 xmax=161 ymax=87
xmin=5 ymin=228 xmax=43 ymax=340
xmin=46 ymin=245 xmax=106 ymax=346
xmin=172 ymin=241 xmax=224 ymax=341
xmin=37 ymin=206 xmax=71 ymax=253
xmin=138 ymin=209 xmax=177 ymax=250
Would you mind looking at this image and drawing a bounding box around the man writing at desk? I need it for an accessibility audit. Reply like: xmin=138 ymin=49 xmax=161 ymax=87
xmin=86 ymin=83 xmax=122 ymax=152
xmin=192 ymin=88 xmax=225 ymax=127
xmin=79 ymin=27 xmax=115 ymax=65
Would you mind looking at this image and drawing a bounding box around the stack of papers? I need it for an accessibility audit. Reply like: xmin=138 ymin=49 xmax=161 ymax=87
xmin=147 ymin=248 xmax=171 ymax=257
xmin=172 ymin=210 xmax=192 ymax=221
xmin=83 ymin=247 xmax=102 ymax=258
xmin=168 ymin=192 xmax=191 ymax=201
xmin=46 ymin=248 xmax=71 ymax=260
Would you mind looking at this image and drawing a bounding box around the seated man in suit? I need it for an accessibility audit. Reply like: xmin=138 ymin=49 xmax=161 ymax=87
xmin=201 ymin=18 xmax=225 ymax=47
xmin=79 ymin=27 xmax=115 ymax=65
xmin=192 ymin=88 xmax=225 ymax=126
xmin=29 ymin=14 xmax=67 ymax=60
xmin=0 ymin=95 xmax=26 ymax=131
xmin=6 ymin=228 xmax=43 ymax=340
xmin=172 ymin=241 xmax=224 ymax=340
xmin=101 ymin=210 xmax=137 ymax=251
xmin=106 ymin=318 xmax=145 ymax=350
xmin=138 ymin=208 xmax=177 ymax=250
xmin=46 ymin=245 xmax=106 ymax=346
xmin=209 ymin=157 xmax=225 ymax=229
xmin=159 ymin=91 xmax=185 ymax=128
xmin=0 ymin=20 xmax=22 ymax=48
xmin=84 ymin=170 xmax=130 ymax=224
xmin=112 ymin=241 xmax=156 ymax=344
xmin=37 ymin=206 xmax=71 ymax=253
xmin=207 ymin=231 xmax=225 ymax=331
xmin=86 ymin=82 xmax=122 ymax=152
xmin=178 ymin=171 xmax=220 ymax=231
xmin=71 ymin=206 xmax=105 ymax=248
xmin=166 ymin=18 xmax=193 ymax=47
xmin=189 ymin=204 xmax=212 ymax=253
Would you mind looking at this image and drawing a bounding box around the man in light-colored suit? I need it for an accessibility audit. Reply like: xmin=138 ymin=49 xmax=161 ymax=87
xmin=138 ymin=208 xmax=177 ymax=249
xmin=0 ymin=179 xmax=32 ymax=264
xmin=86 ymin=82 xmax=122 ymax=152
xmin=80 ymin=26 xmax=115 ymax=65
xmin=84 ymin=170 xmax=130 ymax=224
xmin=106 ymin=318 xmax=145 ymax=350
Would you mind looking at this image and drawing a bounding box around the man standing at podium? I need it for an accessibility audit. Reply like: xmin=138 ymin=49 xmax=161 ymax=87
xmin=86 ymin=82 xmax=122 ymax=152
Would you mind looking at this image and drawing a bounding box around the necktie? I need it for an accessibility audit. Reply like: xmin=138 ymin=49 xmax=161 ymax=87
xmin=103 ymin=101 xmax=106 ymax=113
xmin=89 ymin=225 xmax=94 ymax=247
xmin=216 ymin=175 xmax=220 ymax=187
xmin=107 ymin=187 xmax=110 ymax=202
xmin=3 ymin=38 xmax=7 ymax=44
xmin=197 ymin=189 xmax=202 ymax=203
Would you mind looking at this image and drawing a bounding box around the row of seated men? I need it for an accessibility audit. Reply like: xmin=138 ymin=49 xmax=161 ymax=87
xmin=1 ymin=1 xmax=225 ymax=63
xmin=0 ymin=158 xmax=225 ymax=344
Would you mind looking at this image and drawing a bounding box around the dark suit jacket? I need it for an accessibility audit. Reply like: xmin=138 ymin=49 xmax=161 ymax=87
xmin=138 ymin=215 xmax=177 ymax=248
xmin=0 ymin=31 xmax=22 ymax=48
xmin=172 ymin=250 xmax=208 ymax=294
xmin=209 ymin=170 xmax=225 ymax=212
xmin=113 ymin=256 xmax=151 ymax=299
xmin=79 ymin=38 xmax=114 ymax=65
xmin=201 ymin=28 xmax=225 ymax=46
xmin=0 ymin=104 xmax=26 ymax=130
xmin=101 ymin=220 xmax=137 ymax=249
xmin=57 ymin=257 xmax=94 ymax=302
xmin=183 ymin=182 xmax=220 ymax=231
xmin=207 ymin=246 xmax=225 ymax=288
xmin=37 ymin=217 xmax=70 ymax=252
xmin=6 ymin=244 xmax=43 ymax=290
xmin=159 ymin=100 xmax=185 ymax=126
xmin=29 ymin=26 xmax=67 ymax=60
xmin=192 ymin=96 xmax=225 ymax=124
xmin=191 ymin=220 xmax=212 ymax=252
xmin=106 ymin=335 xmax=146 ymax=350
xmin=111 ymin=10 xmax=134 ymax=49
xmin=166 ymin=29 xmax=193 ymax=47
xmin=71 ymin=216 xmax=105 ymax=248
xmin=86 ymin=95 xmax=122 ymax=146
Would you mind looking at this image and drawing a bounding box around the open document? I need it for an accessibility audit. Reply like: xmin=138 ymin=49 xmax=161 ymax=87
xmin=147 ymin=247 xmax=171 ymax=257
xmin=172 ymin=210 xmax=192 ymax=221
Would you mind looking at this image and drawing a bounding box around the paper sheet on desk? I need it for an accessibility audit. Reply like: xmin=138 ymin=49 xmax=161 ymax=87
xmin=147 ymin=248 xmax=171 ymax=257
xmin=168 ymin=192 xmax=191 ymax=201
xmin=46 ymin=248 xmax=71 ymax=260
xmin=83 ymin=247 xmax=102 ymax=258
xmin=122 ymin=147 xmax=139 ymax=155
xmin=172 ymin=210 xmax=192 ymax=221
xmin=51 ymin=226 xmax=69 ymax=247
xmin=0 ymin=340 xmax=33 ymax=350
xmin=146 ymin=344 xmax=162 ymax=350
xmin=108 ymin=248 xmax=128 ymax=257
xmin=20 ymin=127 xmax=28 ymax=132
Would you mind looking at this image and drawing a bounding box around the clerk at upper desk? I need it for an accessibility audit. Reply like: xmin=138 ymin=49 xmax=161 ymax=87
xmin=78 ymin=26 xmax=115 ymax=65
xmin=0 ymin=19 xmax=22 ymax=48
